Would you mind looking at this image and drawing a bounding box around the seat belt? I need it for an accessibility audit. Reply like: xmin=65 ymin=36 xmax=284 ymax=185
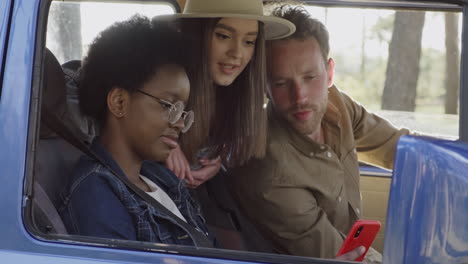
xmin=41 ymin=107 xmax=213 ymax=248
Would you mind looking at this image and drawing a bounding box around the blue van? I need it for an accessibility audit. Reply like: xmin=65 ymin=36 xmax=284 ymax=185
xmin=0 ymin=0 xmax=466 ymax=263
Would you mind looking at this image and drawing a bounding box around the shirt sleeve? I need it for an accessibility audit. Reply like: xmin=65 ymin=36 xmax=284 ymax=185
xmin=64 ymin=173 xmax=137 ymax=240
xmin=230 ymin=160 xmax=345 ymax=259
xmin=340 ymin=90 xmax=410 ymax=169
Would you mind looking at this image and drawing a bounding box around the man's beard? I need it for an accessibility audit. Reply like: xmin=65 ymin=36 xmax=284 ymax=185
xmin=286 ymin=97 xmax=328 ymax=136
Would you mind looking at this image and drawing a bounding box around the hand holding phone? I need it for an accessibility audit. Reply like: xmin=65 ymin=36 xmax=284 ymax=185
xmin=336 ymin=220 xmax=381 ymax=261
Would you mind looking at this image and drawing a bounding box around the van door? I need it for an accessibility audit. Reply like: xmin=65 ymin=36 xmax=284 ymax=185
xmin=0 ymin=0 xmax=13 ymax=94
xmin=384 ymin=136 xmax=468 ymax=263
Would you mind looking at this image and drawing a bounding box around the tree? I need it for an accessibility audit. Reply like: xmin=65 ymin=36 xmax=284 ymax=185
xmin=381 ymin=11 xmax=425 ymax=111
xmin=360 ymin=15 xmax=366 ymax=80
xmin=49 ymin=3 xmax=82 ymax=62
xmin=444 ymin=12 xmax=459 ymax=114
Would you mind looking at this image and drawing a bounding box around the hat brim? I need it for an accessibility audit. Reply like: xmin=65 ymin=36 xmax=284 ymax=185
xmin=155 ymin=13 xmax=295 ymax=40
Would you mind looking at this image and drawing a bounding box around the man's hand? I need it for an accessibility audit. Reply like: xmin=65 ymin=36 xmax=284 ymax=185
xmin=335 ymin=246 xmax=366 ymax=262
xmin=186 ymin=156 xmax=221 ymax=189
xmin=165 ymin=145 xmax=194 ymax=184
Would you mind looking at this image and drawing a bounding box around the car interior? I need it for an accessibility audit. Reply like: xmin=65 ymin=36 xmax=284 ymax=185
xmin=25 ymin=0 xmax=463 ymax=261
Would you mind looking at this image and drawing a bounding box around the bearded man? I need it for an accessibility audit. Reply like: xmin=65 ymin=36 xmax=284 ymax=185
xmin=229 ymin=5 xmax=409 ymax=261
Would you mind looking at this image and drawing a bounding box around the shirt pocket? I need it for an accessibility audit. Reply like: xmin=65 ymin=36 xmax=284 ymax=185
xmin=322 ymin=157 xmax=346 ymax=200
xmin=314 ymin=159 xmax=344 ymax=204
xmin=315 ymin=181 xmax=347 ymax=222
xmin=342 ymin=145 xmax=360 ymax=185
xmin=333 ymin=183 xmax=349 ymax=215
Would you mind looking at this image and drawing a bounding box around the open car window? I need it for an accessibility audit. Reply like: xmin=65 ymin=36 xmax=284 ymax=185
xmin=46 ymin=1 xmax=176 ymax=63
xmin=23 ymin=0 xmax=465 ymax=264
xmin=289 ymin=5 xmax=461 ymax=140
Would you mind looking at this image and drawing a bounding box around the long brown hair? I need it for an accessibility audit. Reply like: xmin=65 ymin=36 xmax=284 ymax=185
xmin=179 ymin=18 xmax=267 ymax=166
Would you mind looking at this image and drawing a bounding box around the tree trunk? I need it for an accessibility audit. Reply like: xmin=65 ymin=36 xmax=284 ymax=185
xmin=444 ymin=12 xmax=459 ymax=114
xmin=50 ymin=4 xmax=82 ymax=62
xmin=382 ymin=11 xmax=425 ymax=111
xmin=361 ymin=15 xmax=366 ymax=80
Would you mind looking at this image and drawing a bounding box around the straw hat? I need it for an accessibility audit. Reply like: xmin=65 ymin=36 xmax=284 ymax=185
xmin=156 ymin=0 xmax=295 ymax=40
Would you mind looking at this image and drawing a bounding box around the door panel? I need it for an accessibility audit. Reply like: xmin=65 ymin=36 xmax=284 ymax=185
xmin=360 ymin=175 xmax=391 ymax=253
xmin=384 ymin=136 xmax=468 ymax=263
xmin=0 ymin=0 xmax=13 ymax=95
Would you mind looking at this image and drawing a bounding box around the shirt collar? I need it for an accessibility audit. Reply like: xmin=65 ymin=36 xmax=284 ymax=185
xmin=324 ymin=95 xmax=341 ymax=127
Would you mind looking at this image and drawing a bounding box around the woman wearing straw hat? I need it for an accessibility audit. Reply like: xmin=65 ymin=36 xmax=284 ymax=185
xmin=59 ymin=6 xmax=363 ymax=260
xmin=152 ymin=1 xmax=365 ymax=260
xmin=158 ymin=0 xmax=296 ymax=188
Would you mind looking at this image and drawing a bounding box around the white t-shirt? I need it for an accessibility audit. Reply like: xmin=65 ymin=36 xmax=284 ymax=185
xmin=140 ymin=175 xmax=187 ymax=222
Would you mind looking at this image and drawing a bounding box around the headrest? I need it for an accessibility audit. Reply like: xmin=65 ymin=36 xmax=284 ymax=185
xmin=40 ymin=50 xmax=98 ymax=142
xmin=62 ymin=60 xmax=99 ymax=142
xmin=40 ymin=49 xmax=67 ymax=138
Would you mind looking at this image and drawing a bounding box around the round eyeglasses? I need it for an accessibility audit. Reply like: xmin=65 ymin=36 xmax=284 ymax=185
xmin=136 ymin=90 xmax=194 ymax=133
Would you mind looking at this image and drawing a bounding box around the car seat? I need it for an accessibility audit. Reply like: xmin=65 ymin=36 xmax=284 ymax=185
xmin=32 ymin=49 xmax=83 ymax=234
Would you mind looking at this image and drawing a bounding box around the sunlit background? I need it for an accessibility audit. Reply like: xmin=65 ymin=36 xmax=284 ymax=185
xmin=46 ymin=1 xmax=460 ymax=138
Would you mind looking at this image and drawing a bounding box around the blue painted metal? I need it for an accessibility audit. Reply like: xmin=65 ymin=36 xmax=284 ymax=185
xmin=0 ymin=0 xmax=41 ymax=252
xmin=0 ymin=0 xmax=12 ymax=92
xmin=384 ymin=136 xmax=468 ymax=264
xmin=460 ymin=5 xmax=468 ymax=142
xmin=359 ymin=164 xmax=392 ymax=177
xmin=1 ymin=0 xmax=468 ymax=264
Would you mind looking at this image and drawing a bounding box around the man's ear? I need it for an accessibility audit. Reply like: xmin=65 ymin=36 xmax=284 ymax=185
xmin=326 ymin=58 xmax=335 ymax=88
xmin=107 ymin=87 xmax=129 ymax=118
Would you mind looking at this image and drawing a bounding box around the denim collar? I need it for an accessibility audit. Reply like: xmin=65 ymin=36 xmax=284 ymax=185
xmin=91 ymin=137 xmax=183 ymax=196
xmin=141 ymin=161 xmax=186 ymax=203
xmin=90 ymin=137 xmax=128 ymax=180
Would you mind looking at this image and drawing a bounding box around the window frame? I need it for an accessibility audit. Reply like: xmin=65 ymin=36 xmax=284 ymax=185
xmin=0 ymin=0 xmax=14 ymax=99
xmin=24 ymin=1 xmax=342 ymax=263
xmin=294 ymin=0 xmax=466 ymax=176
xmin=460 ymin=4 xmax=468 ymax=142
xmin=23 ymin=0 xmax=468 ymax=263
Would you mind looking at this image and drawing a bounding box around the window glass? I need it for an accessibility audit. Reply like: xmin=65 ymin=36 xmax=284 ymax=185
xmin=35 ymin=1 xmax=462 ymax=262
xmin=46 ymin=1 xmax=175 ymax=64
xmin=299 ymin=6 xmax=461 ymax=139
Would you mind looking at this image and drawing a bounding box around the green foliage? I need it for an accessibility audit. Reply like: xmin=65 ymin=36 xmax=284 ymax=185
xmin=370 ymin=13 xmax=395 ymax=44
xmin=416 ymin=47 xmax=446 ymax=113
xmin=335 ymin=55 xmax=387 ymax=112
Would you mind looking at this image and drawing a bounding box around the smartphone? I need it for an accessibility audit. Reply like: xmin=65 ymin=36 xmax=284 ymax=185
xmin=336 ymin=220 xmax=381 ymax=261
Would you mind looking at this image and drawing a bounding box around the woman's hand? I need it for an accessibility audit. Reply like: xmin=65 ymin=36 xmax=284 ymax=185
xmin=186 ymin=156 xmax=222 ymax=189
xmin=165 ymin=145 xmax=194 ymax=183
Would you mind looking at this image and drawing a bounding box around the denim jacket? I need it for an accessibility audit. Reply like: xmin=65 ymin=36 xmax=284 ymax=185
xmin=59 ymin=139 xmax=214 ymax=247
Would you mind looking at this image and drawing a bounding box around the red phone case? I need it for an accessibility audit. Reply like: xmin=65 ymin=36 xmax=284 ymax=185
xmin=336 ymin=220 xmax=381 ymax=261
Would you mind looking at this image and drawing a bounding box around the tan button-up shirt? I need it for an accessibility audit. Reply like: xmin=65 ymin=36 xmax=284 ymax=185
xmin=229 ymin=86 xmax=409 ymax=258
